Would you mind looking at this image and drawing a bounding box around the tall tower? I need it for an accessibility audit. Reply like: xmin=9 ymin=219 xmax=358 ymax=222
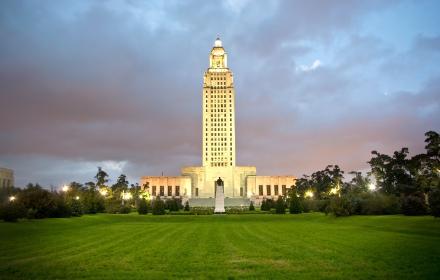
xmin=202 ymin=38 xmax=236 ymax=168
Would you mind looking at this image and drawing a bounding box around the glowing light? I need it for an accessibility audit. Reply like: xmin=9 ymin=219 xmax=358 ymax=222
xmin=99 ymin=188 xmax=108 ymax=196
xmin=368 ymin=183 xmax=376 ymax=191
xmin=304 ymin=190 xmax=314 ymax=198
xmin=75 ymin=196 xmax=80 ymax=200
xmin=138 ymin=194 xmax=143 ymax=199
xmin=62 ymin=185 xmax=69 ymax=192
xmin=122 ymin=191 xmax=133 ymax=200
xmin=329 ymin=187 xmax=338 ymax=195
xmin=9 ymin=196 xmax=16 ymax=202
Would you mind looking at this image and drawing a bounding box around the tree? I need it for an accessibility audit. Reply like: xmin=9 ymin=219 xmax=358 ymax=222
xmin=428 ymin=188 xmax=440 ymax=217
xmin=137 ymin=199 xmax=148 ymax=215
xmin=401 ymin=192 xmax=427 ymax=216
xmin=152 ymin=198 xmax=165 ymax=215
xmin=95 ymin=167 xmax=109 ymax=188
xmin=184 ymin=201 xmax=190 ymax=211
xmin=69 ymin=199 xmax=83 ymax=217
xmin=249 ymin=201 xmax=255 ymax=211
xmin=275 ymin=196 xmax=286 ymax=214
xmin=289 ymin=194 xmax=302 ymax=214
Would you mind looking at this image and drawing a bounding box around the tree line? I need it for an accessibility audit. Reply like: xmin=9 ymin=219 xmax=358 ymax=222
xmin=259 ymin=131 xmax=440 ymax=217
xmin=0 ymin=167 xmax=186 ymax=222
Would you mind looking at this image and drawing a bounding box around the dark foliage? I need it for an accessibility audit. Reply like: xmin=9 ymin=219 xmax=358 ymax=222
xmin=152 ymin=198 xmax=166 ymax=215
xmin=0 ymin=202 xmax=26 ymax=222
xmin=249 ymin=201 xmax=255 ymax=211
xmin=184 ymin=201 xmax=190 ymax=211
xmin=428 ymin=189 xmax=440 ymax=217
xmin=327 ymin=196 xmax=353 ymax=217
xmin=401 ymin=192 xmax=427 ymax=216
xmin=289 ymin=195 xmax=302 ymax=214
xmin=137 ymin=199 xmax=148 ymax=215
xmin=275 ymin=196 xmax=286 ymax=214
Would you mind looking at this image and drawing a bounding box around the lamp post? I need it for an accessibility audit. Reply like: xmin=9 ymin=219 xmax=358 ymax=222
xmin=9 ymin=195 xmax=16 ymax=202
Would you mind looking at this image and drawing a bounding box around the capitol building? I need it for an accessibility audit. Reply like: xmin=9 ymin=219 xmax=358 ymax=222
xmin=141 ymin=38 xmax=295 ymax=206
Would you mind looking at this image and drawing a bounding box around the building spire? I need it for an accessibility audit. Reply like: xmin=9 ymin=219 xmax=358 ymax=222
xmin=214 ymin=37 xmax=222 ymax=47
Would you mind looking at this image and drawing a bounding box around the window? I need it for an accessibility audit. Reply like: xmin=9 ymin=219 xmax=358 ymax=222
xmin=175 ymin=186 xmax=180 ymax=196
xmin=152 ymin=186 xmax=157 ymax=196
xmin=195 ymin=188 xmax=199 ymax=197
xmin=274 ymin=185 xmax=279 ymax=195
xmin=266 ymin=185 xmax=271 ymax=196
xmin=259 ymin=185 xmax=263 ymax=196
xmin=168 ymin=186 xmax=172 ymax=196
xmin=160 ymin=186 xmax=164 ymax=196
xmin=240 ymin=187 xmax=243 ymax=196
xmin=282 ymin=185 xmax=286 ymax=195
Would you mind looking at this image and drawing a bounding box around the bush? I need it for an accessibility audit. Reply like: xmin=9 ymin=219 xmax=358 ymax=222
xmin=20 ymin=185 xmax=57 ymax=219
xmin=261 ymin=199 xmax=275 ymax=211
xmin=51 ymin=196 xmax=72 ymax=218
xmin=165 ymin=198 xmax=181 ymax=212
xmin=275 ymin=196 xmax=286 ymax=214
xmin=401 ymin=192 xmax=427 ymax=216
xmin=358 ymin=192 xmax=400 ymax=215
xmin=119 ymin=205 xmax=131 ymax=214
xmin=249 ymin=201 xmax=255 ymax=211
xmin=152 ymin=198 xmax=166 ymax=215
xmin=137 ymin=198 xmax=148 ymax=215
xmin=184 ymin=201 xmax=190 ymax=211
xmin=0 ymin=203 xmax=26 ymax=222
xmin=301 ymin=199 xmax=312 ymax=213
xmin=289 ymin=195 xmax=302 ymax=214
xmin=327 ymin=196 xmax=353 ymax=217
xmin=190 ymin=207 xmax=214 ymax=215
xmin=428 ymin=189 xmax=440 ymax=217
xmin=225 ymin=207 xmax=248 ymax=214
xmin=69 ymin=199 xmax=83 ymax=217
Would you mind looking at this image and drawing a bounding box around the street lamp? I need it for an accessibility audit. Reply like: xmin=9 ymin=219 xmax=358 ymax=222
xmin=368 ymin=183 xmax=376 ymax=191
xmin=62 ymin=185 xmax=69 ymax=192
xmin=9 ymin=196 xmax=16 ymax=202
xmin=75 ymin=196 xmax=80 ymax=200
xmin=304 ymin=190 xmax=314 ymax=198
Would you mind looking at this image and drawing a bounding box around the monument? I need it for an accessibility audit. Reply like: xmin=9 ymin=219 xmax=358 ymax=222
xmin=214 ymin=177 xmax=225 ymax=213
xmin=141 ymin=38 xmax=296 ymax=207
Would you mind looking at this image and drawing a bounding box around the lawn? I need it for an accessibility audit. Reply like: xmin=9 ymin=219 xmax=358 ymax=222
xmin=0 ymin=213 xmax=439 ymax=279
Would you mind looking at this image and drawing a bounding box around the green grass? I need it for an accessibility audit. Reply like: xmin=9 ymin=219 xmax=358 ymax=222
xmin=0 ymin=213 xmax=439 ymax=279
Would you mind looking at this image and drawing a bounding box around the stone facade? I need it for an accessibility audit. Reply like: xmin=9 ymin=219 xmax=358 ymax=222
xmin=0 ymin=167 xmax=14 ymax=188
xmin=140 ymin=38 xmax=296 ymax=206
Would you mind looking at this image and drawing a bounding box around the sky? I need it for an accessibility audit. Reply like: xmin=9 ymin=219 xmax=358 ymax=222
xmin=0 ymin=0 xmax=439 ymax=188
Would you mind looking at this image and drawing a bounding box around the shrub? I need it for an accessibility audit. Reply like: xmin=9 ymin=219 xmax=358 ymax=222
xmin=327 ymin=196 xmax=353 ymax=217
xmin=165 ymin=198 xmax=181 ymax=212
xmin=190 ymin=207 xmax=214 ymax=215
xmin=137 ymin=198 xmax=148 ymax=215
xmin=119 ymin=205 xmax=131 ymax=214
xmin=358 ymin=192 xmax=400 ymax=215
xmin=0 ymin=203 xmax=26 ymax=222
xmin=401 ymin=192 xmax=427 ymax=216
xmin=51 ymin=196 xmax=72 ymax=218
xmin=275 ymin=196 xmax=286 ymax=214
xmin=428 ymin=189 xmax=440 ymax=217
xmin=301 ymin=199 xmax=312 ymax=213
xmin=249 ymin=201 xmax=255 ymax=211
xmin=69 ymin=199 xmax=83 ymax=217
xmin=225 ymin=207 xmax=247 ymax=214
xmin=20 ymin=185 xmax=57 ymax=219
xmin=261 ymin=199 xmax=275 ymax=211
xmin=289 ymin=195 xmax=302 ymax=214
xmin=184 ymin=201 xmax=190 ymax=211
xmin=152 ymin=198 xmax=166 ymax=215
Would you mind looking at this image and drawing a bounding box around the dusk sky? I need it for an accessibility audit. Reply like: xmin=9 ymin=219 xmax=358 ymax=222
xmin=1 ymin=0 xmax=439 ymax=188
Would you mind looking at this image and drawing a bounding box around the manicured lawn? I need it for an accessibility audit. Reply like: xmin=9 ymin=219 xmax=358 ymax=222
xmin=0 ymin=213 xmax=439 ymax=279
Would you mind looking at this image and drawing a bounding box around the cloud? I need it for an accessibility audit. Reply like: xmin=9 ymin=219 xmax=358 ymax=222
xmin=296 ymin=59 xmax=322 ymax=72
xmin=0 ymin=0 xmax=439 ymax=187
